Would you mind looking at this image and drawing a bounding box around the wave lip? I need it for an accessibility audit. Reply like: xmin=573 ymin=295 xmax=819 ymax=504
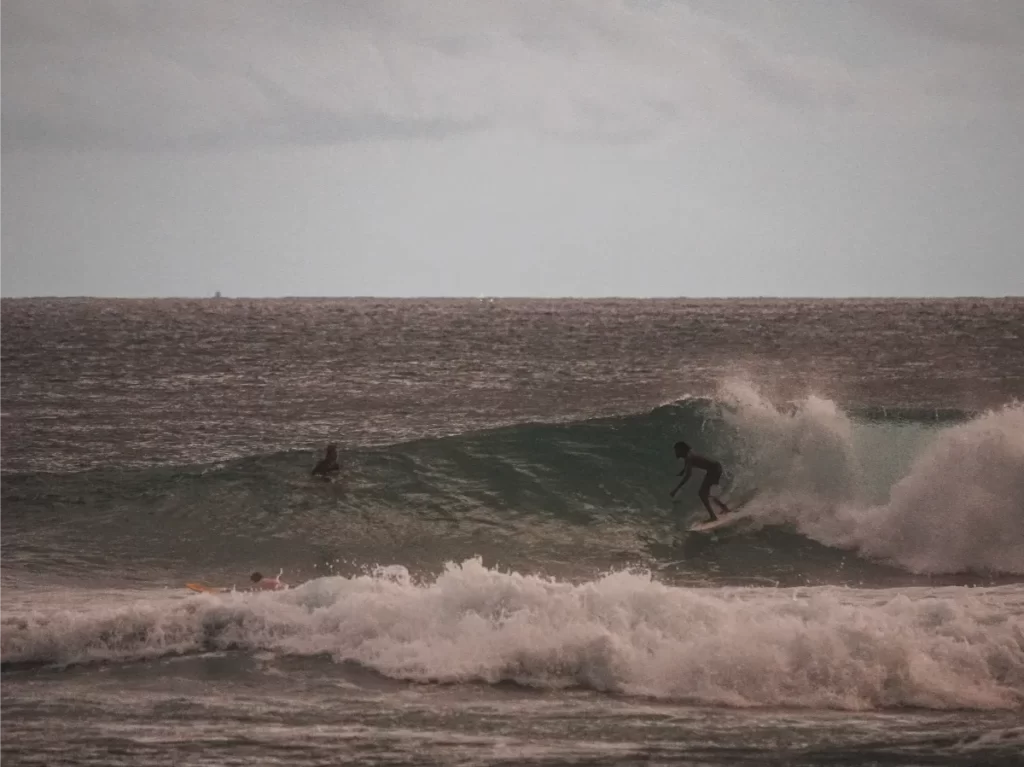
xmin=4 ymin=560 xmax=1023 ymax=711
xmin=708 ymin=382 xmax=1024 ymax=575
xmin=752 ymin=402 xmax=1024 ymax=575
xmin=848 ymin=404 xmax=1024 ymax=574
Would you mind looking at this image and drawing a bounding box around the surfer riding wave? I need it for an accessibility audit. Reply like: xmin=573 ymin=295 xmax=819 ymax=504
xmin=670 ymin=441 xmax=732 ymax=521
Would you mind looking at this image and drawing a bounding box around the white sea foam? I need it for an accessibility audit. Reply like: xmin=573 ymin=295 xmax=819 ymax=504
xmin=3 ymin=560 xmax=1022 ymax=711
xmin=718 ymin=381 xmax=865 ymax=502
xmin=716 ymin=381 xmax=1024 ymax=574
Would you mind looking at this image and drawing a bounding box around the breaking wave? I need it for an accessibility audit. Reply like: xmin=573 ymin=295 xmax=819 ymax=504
xmin=3 ymin=381 xmax=1022 ymax=577
xmin=3 ymin=559 xmax=1022 ymax=711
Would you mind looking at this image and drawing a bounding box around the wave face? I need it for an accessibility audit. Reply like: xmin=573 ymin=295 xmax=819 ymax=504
xmin=2 ymin=381 xmax=1022 ymax=579
xmin=3 ymin=560 xmax=1023 ymax=711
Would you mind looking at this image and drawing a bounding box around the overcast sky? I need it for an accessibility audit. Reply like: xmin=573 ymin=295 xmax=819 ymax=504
xmin=3 ymin=0 xmax=1023 ymax=298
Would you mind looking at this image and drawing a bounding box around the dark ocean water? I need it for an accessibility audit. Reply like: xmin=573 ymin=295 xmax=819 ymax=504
xmin=2 ymin=298 xmax=1023 ymax=766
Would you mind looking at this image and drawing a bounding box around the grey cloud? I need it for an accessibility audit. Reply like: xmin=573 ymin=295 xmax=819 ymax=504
xmin=865 ymin=0 xmax=1024 ymax=47
xmin=3 ymin=0 xmax=1022 ymax=152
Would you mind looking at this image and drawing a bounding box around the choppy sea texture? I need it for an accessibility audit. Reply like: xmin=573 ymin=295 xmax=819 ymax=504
xmin=3 ymin=298 xmax=1023 ymax=767
xmin=3 ymin=297 xmax=1022 ymax=472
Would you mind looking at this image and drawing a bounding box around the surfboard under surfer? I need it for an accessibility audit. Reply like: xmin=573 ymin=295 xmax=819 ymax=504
xmin=669 ymin=441 xmax=732 ymax=521
xmin=312 ymin=443 xmax=341 ymax=479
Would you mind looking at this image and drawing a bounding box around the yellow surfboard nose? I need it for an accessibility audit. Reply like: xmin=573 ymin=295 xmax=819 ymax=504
xmin=185 ymin=582 xmax=223 ymax=594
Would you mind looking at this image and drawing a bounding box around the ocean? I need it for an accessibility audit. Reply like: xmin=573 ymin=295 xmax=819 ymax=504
xmin=2 ymin=297 xmax=1023 ymax=766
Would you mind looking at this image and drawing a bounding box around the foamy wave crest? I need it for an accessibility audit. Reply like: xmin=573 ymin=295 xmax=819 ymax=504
xmin=800 ymin=404 xmax=1024 ymax=574
xmin=4 ymin=560 xmax=1023 ymax=710
xmin=716 ymin=381 xmax=865 ymax=501
xmin=714 ymin=382 xmax=1024 ymax=574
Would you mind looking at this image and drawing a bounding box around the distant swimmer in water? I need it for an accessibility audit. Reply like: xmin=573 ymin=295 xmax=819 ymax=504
xmin=669 ymin=441 xmax=732 ymax=521
xmin=312 ymin=443 xmax=341 ymax=480
xmin=250 ymin=571 xmax=285 ymax=591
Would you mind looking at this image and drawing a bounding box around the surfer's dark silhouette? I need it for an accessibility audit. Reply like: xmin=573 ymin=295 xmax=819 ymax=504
xmin=312 ymin=443 xmax=341 ymax=479
xmin=670 ymin=441 xmax=732 ymax=521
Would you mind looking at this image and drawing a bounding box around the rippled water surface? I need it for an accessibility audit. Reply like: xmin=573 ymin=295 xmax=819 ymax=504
xmin=3 ymin=298 xmax=1023 ymax=766
xmin=3 ymin=298 xmax=1021 ymax=472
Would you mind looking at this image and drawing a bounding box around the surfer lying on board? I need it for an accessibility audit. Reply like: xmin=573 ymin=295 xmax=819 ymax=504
xmin=670 ymin=441 xmax=732 ymax=522
xmin=250 ymin=571 xmax=285 ymax=591
xmin=312 ymin=443 xmax=341 ymax=479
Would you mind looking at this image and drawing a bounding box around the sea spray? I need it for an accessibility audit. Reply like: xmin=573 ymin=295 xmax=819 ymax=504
xmin=797 ymin=404 xmax=1024 ymax=574
xmin=715 ymin=380 xmax=865 ymax=501
xmin=708 ymin=383 xmax=1024 ymax=574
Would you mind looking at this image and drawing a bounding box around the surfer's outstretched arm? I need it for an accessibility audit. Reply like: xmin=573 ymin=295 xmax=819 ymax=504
xmin=670 ymin=465 xmax=691 ymax=497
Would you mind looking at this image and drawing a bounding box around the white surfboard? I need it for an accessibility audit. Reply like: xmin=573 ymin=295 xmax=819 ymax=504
xmin=684 ymin=489 xmax=759 ymax=534
xmin=687 ymin=509 xmax=756 ymax=534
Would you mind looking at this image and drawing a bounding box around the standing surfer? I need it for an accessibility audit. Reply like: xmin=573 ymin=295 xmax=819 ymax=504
xmin=670 ymin=441 xmax=732 ymax=521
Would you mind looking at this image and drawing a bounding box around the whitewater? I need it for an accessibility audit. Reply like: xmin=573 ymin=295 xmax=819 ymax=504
xmin=5 ymin=560 xmax=1023 ymax=711
xmin=3 ymin=297 xmax=1023 ymax=766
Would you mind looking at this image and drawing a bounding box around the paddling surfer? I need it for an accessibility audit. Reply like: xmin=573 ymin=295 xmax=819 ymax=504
xmin=250 ymin=571 xmax=285 ymax=591
xmin=670 ymin=441 xmax=732 ymax=522
xmin=312 ymin=443 xmax=341 ymax=479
